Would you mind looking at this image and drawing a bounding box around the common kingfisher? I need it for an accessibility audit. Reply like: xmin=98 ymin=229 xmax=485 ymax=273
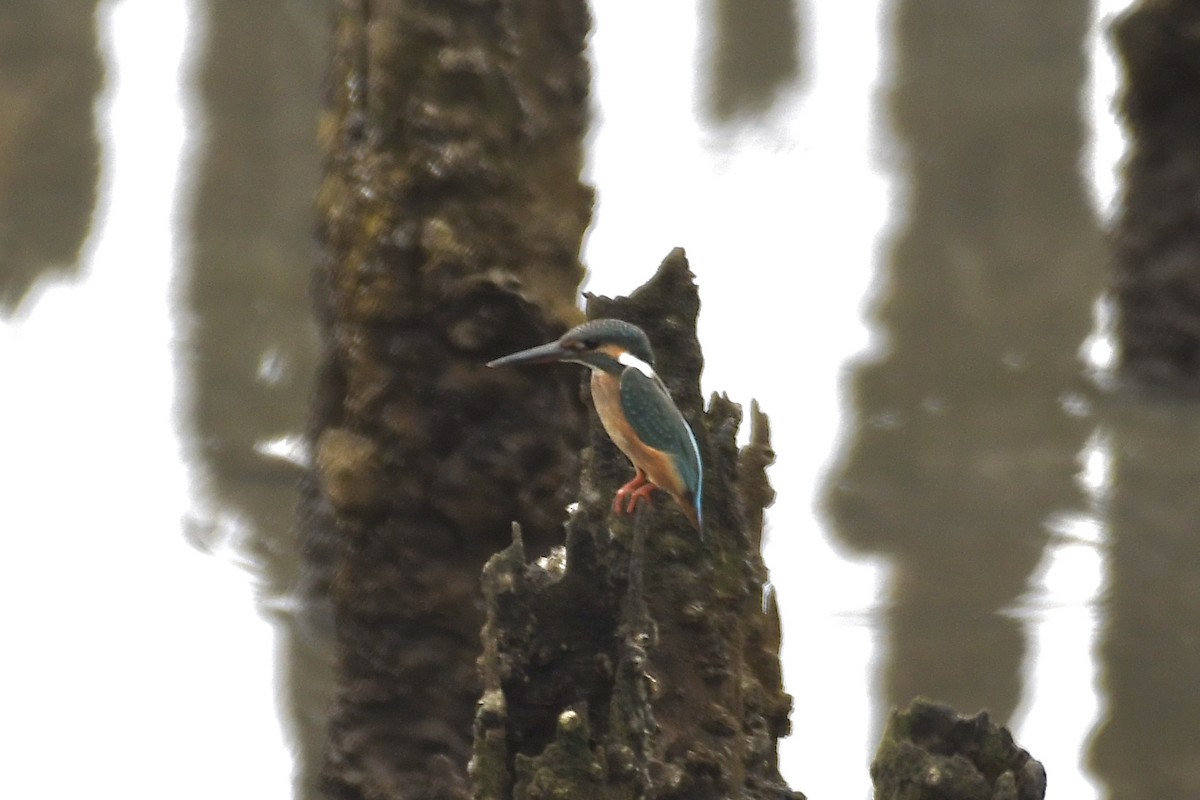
xmin=488 ymin=319 xmax=703 ymax=531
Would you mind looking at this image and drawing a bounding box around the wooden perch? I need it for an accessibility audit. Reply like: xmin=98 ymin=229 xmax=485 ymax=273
xmin=304 ymin=2 xmax=1049 ymax=798
xmin=872 ymin=699 xmax=1046 ymax=800
xmin=472 ymin=250 xmax=801 ymax=800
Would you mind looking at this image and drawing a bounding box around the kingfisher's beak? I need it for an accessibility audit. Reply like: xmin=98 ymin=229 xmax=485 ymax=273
xmin=487 ymin=340 xmax=571 ymax=368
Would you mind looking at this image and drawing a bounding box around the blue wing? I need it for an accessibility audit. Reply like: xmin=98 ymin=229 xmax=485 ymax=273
xmin=619 ymin=367 xmax=703 ymax=520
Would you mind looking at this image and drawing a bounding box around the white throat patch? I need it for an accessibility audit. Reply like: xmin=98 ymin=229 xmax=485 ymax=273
xmin=617 ymin=351 xmax=656 ymax=378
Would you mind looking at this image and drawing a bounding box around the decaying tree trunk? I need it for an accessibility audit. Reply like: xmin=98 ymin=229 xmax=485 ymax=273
xmin=305 ymin=1 xmax=592 ymax=797
xmin=471 ymin=250 xmax=800 ymax=800
xmin=304 ymin=2 xmax=1048 ymax=798
xmin=871 ymin=699 xmax=1046 ymax=800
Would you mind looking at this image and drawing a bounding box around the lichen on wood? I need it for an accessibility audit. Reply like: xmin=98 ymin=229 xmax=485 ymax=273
xmin=307 ymin=1 xmax=593 ymax=798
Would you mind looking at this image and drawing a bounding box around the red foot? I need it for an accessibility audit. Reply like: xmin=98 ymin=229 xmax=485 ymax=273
xmin=625 ymin=481 xmax=658 ymax=513
xmin=613 ymin=470 xmax=656 ymax=514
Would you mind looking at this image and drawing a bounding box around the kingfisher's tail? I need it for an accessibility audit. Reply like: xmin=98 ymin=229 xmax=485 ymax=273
xmin=678 ymin=491 xmax=703 ymax=536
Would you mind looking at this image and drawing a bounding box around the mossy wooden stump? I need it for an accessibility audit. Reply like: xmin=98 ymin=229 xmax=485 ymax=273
xmin=872 ymin=699 xmax=1046 ymax=800
xmin=471 ymin=250 xmax=801 ymax=800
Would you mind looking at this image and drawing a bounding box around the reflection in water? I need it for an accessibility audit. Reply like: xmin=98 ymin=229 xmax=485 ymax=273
xmin=1091 ymin=3 xmax=1200 ymax=796
xmin=700 ymin=0 xmax=803 ymax=124
xmin=0 ymin=2 xmax=102 ymax=310
xmin=1091 ymin=401 xmax=1200 ymax=799
xmin=183 ymin=2 xmax=330 ymax=798
xmin=14 ymin=1 xmax=1198 ymax=798
xmin=826 ymin=0 xmax=1104 ymax=756
xmin=2 ymin=2 xmax=292 ymax=797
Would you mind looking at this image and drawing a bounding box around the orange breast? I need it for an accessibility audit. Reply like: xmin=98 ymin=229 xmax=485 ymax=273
xmin=590 ymin=371 xmax=687 ymax=499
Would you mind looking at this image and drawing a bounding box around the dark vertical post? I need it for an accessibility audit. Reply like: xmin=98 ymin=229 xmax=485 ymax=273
xmin=1092 ymin=4 xmax=1200 ymax=797
xmin=1113 ymin=1 xmax=1200 ymax=389
xmin=309 ymin=1 xmax=592 ymax=797
xmin=827 ymin=0 xmax=1103 ymax=730
xmin=700 ymin=0 xmax=803 ymax=124
xmin=0 ymin=2 xmax=102 ymax=309
xmin=186 ymin=3 xmax=331 ymax=798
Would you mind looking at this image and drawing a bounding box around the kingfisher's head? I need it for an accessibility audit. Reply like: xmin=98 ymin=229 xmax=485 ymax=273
xmin=488 ymin=319 xmax=655 ymax=376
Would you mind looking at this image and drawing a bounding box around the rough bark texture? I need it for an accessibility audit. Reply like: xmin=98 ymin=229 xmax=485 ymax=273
xmin=471 ymin=250 xmax=801 ymax=800
xmin=871 ymin=699 xmax=1046 ymax=800
xmin=307 ymin=1 xmax=593 ymax=798
xmin=1113 ymin=0 xmax=1200 ymax=390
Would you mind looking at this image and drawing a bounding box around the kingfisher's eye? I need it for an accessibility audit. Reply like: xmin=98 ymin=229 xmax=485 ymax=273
xmin=582 ymin=339 xmax=599 ymax=350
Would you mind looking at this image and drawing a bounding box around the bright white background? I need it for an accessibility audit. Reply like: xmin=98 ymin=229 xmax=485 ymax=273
xmin=0 ymin=1 xmax=1130 ymax=798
